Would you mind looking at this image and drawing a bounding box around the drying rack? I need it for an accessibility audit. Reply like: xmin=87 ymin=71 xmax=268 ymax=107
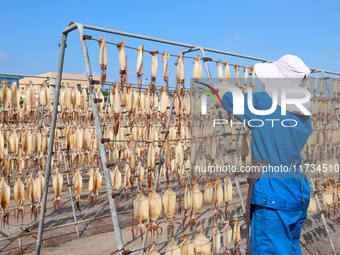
xmin=31 ymin=22 xmax=340 ymax=255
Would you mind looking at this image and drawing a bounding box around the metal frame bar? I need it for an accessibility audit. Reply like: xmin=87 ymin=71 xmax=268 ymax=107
xmin=56 ymin=109 xmax=80 ymax=237
xmin=302 ymin=71 xmax=339 ymax=255
xmin=77 ymin=23 xmax=340 ymax=76
xmin=34 ymin=21 xmax=340 ymax=255
xmin=305 ymin=147 xmax=336 ymax=255
xmin=199 ymin=47 xmax=252 ymax=254
xmin=76 ymin=23 xmax=124 ymax=253
xmin=35 ymin=31 xmax=68 ymax=255
xmin=140 ymin=46 xmax=189 ymax=249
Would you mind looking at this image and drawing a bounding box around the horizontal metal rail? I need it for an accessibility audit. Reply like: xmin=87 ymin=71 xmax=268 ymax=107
xmin=78 ymin=23 xmax=340 ymax=76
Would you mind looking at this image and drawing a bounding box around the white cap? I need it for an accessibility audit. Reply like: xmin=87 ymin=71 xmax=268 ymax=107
xmin=254 ymin=54 xmax=311 ymax=115
xmin=254 ymin=54 xmax=310 ymax=82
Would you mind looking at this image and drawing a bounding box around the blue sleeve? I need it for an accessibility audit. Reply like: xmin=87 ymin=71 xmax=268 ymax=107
xmin=222 ymin=92 xmax=258 ymax=128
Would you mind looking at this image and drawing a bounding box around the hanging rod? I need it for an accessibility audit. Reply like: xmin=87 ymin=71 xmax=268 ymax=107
xmin=64 ymin=22 xmax=340 ymax=76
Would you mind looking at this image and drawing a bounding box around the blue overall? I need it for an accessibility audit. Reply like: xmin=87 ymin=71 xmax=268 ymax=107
xmin=222 ymin=91 xmax=312 ymax=255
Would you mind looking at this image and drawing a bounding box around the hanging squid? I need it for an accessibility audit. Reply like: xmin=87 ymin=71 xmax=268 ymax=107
xmin=194 ymin=222 xmax=211 ymax=255
xmin=234 ymin=63 xmax=240 ymax=87
xmin=146 ymin=187 xmax=163 ymax=238
xmin=188 ymin=182 xmax=203 ymax=231
xmin=180 ymin=234 xmax=194 ymax=255
xmin=224 ymin=177 xmax=233 ymax=220
xmin=193 ymin=55 xmax=203 ymax=83
xmin=145 ymin=242 xmax=160 ymax=255
xmin=217 ymin=60 xmax=223 ymax=82
xmin=132 ymin=189 xmax=149 ymax=240
xmin=162 ymin=51 xmax=170 ymax=91
xmin=212 ymin=223 xmax=221 ymax=255
xmin=250 ymin=65 xmax=255 ymax=89
xmin=26 ymin=173 xmax=38 ymax=220
xmin=166 ymin=238 xmax=180 ymax=255
xmin=136 ymin=45 xmax=144 ymax=92
xmin=150 ymin=51 xmax=159 ymax=85
xmin=14 ymin=175 xmax=25 ymax=223
xmin=53 ymin=169 xmax=63 ymax=212
xmin=0 ymin=177 xmax=10 ymax=228
xmin=162 ymin=185 xmax=181 ymax=239
xmin=88 ymin=168 xmax=103 ymax=205
xmin=232 ymin=218 xmax=241 ymax=255
xmin=73 ymin=169 xmax=83 ymax=216
xmin=222 ymin=220 xmax=233 ymax=254
xmin=98 ymin=35 xmax=108 ymax=87
xmin=182 ymin=183 xmax=192 ymax=226
xmin=244 ymin=64 xmax=249 ymax=86
xmin=177 ymin=53 xmax=185 ymax=85
xmin=35 ymin=171 xmax=44 ymax=216
xmin=223 ymin=60 xmax=231 ymax=83
xmin=117 ymin=40 xmax=127 ymax=87
xmin=212 ymin=178 xmax=223 ymax=223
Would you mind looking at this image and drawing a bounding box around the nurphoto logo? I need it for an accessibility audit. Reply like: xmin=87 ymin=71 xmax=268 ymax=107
xmin=202 ymin=83 xmax=311 ymax=116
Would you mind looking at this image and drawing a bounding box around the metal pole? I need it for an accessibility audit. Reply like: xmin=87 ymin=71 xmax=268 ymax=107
xmin=35 ymin=31 xmax=68 ymax=255
xmin=76 ymin=23 xmax=124 ymax=253
xmin=321 ymin=71 xmax=340 ymax=180
xmin=77 ymin=22 xmax=340 ymax=75
xmin=153 ymin=84 xmax=178 ymax=188
xmin=306 ymin=169 xmax=336 ymax=254
xmin=321 ymin=71 xmax=340 ymax=122
xmin=39 ymin=105 xmax=44 ymax=132
xmin=199 ymin=47 xmax=246 ymax=212
xmin=56 ymin=113 xmax=80 ymax=237
xmin=303 ymin=71 xmax=338 ymax=255
xmin=101 ymin=89 xmax=110 ymax=132
xmin=199 ymin=47 xmax=251 ymax=253
xmin=140 ymin=80 xmax=179 ymax=251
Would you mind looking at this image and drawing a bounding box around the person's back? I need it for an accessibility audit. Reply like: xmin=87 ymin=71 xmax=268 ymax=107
xmin=220 ymin=54 xmax=312 ymax=255
xmin=223 ymin=91 xmax=311 ymax=210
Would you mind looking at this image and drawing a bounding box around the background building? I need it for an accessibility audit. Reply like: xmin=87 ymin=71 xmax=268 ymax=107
xmin=19 ymin=72 xmax=101 ymax=91
xmin=0 ymin=74 xmax=24 ymax=84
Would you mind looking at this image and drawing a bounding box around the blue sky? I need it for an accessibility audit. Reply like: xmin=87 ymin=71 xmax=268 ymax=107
xmin=1 ymin=0 xmax=340 ymax=87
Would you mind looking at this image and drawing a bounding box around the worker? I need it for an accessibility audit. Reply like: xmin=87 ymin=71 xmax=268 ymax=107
xmin=218 ymin=55 xmax=312 ymax=254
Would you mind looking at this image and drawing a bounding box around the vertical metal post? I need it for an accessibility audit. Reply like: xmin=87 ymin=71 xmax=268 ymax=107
xmin=39 ymin=105 xmax=45 ymax=132
xmin=306 ymin=169 xmax=336 ymax=254
xmin=48 ymin=77 xmax=80 ymax=236
xmin=101 ymin=89 xmax=110 ymax=132
xmin=199 ymin=47 xmax=251 ymax=253
xmin=152 ymin=45 xmax=188 ymax=191
xmin=57 ymin=114 xmax=80 ymax=237
xmin=153 ymin=83 xmax=178 ymax=188
xmin=140 ymin=81 xmax=179 ymax=252
xmin=321 ymin=71 xmax=340 ymax=122
xmin=76 ymin=23 xmax=124 ymax=253
xmin=199 ymin=47 xmax=246 ymax=212
xmin=304 ymin=71 xmax=337 ymax=255
xmin=35 ymin=32 xmax=68 ymax=255
xmin=321 ymin=71 xmax=340 ymax=180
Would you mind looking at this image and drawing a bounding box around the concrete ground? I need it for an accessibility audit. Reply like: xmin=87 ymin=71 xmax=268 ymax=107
xmin=0 ymin=178 xmax=339 ymax=255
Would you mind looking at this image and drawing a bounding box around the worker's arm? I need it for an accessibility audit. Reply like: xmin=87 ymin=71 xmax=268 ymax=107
xmin=217 ymin=85 xmax=248 ymax=99
xmin=219 ymin=87 xmax=259 ymax=129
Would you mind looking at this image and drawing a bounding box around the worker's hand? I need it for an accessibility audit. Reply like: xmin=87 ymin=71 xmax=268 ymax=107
xmin=239 ymin=85 xmax=248 ymax=93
